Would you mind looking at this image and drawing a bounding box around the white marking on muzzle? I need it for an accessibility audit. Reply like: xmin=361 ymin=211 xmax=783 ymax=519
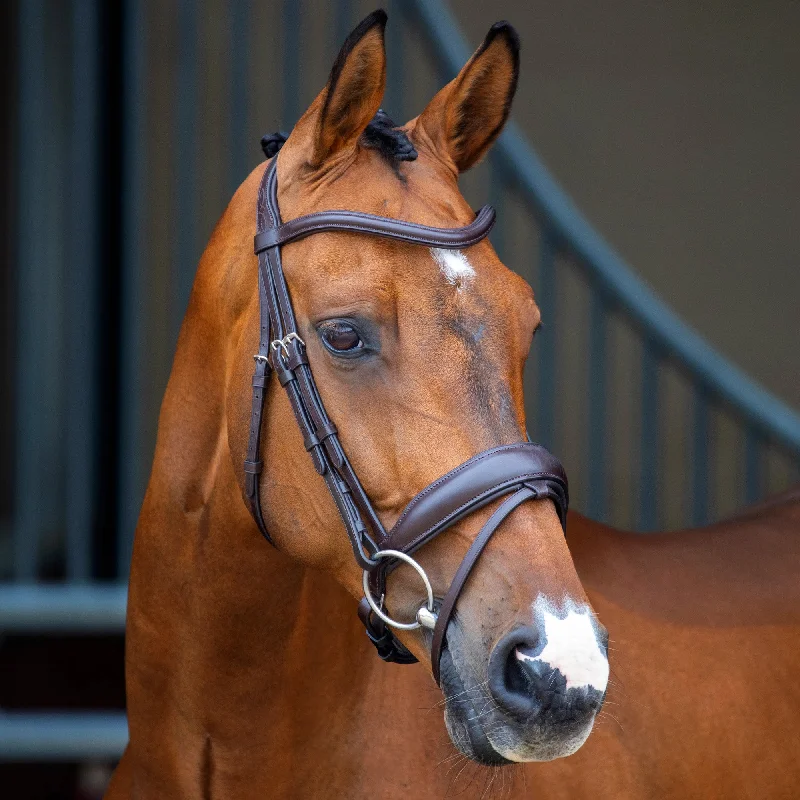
xmin=430 ymin=248 xmax=475 ymax=289
xmin=517 ymin=602 xmax=609 ymax=692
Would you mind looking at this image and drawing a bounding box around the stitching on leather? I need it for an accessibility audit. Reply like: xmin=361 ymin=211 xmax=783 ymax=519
xmin=257 ymin=227 xmax=492 ymax=252
xmin=391 ymin=443 xmax=545 ymax=531
xmin=258 ymin=207 xmax=494 ymax=251
xmin=277 ymin=222 xmax=492 ymax=249
xmin=254 ymin=186 xmax=494 ymax=252
xmin=392 ymin=475 xmax=563 ymax=553
xmin=281 ymin=206 xmax=492 ymax=236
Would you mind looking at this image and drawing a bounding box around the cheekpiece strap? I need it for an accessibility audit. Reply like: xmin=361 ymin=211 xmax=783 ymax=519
xmin=245 ymin=156 xmax=497 ymax=567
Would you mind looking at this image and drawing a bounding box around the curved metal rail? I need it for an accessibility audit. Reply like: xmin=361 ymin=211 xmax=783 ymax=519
xmin=403 ymin=0 xmax=800 ymax=529
xmin=408 ymin=0 xmax=800 ymax=454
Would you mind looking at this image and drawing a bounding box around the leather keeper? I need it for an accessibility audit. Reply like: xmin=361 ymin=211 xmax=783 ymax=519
xmin=254 ymin=229 xmax=278 ymax=253
xmin=252 ymin=374 xmax=269 ymax=389
xmin=303 ymin=430 xmax=322 ymax=451
xmin=324 ymin=436 xmax=345 ymax=470
xmin=286 ymin=346 xmax=308 ymax=371
xmin=274 ymin=360 xmax=295 ymax=387
xmin=244 ymin=463 xmax=262 ymax=497
xmin=315 ymin=420 xmax=338 ymax=440
xmin=303 ymin=421 xmax=338 ymax=452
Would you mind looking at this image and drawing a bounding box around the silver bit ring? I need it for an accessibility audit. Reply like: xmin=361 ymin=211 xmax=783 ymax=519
xmin=362 ymin=550 xmax=437 ymax=631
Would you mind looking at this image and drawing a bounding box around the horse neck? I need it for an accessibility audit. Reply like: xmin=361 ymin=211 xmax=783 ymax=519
xmin=126 ymin=169 xmax=374 ymax=748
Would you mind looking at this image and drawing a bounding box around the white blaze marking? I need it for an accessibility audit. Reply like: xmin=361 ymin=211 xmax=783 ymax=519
xmin=516 ymin=603 xmax=609 ymax=692
xmin=430 ymin=248 xmax=475 ymax=289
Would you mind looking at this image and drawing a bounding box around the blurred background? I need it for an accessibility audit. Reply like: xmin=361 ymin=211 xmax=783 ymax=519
xmin=1 ymin=0 xmax=798 ymax=796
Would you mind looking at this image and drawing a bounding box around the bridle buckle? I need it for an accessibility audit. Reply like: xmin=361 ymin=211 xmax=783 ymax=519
xmin=271 ymin=332 xmax=305 ymax=359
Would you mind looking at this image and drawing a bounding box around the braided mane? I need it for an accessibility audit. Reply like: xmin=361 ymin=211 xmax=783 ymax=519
xmin=260 ymin=109 xmax=417 ymax=163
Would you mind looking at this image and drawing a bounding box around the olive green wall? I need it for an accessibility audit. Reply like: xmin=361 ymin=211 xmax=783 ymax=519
xmin=138 ymin=0 xmax=800 ymax=412
xmin=454 ymin=0 xmax=800 ymax=409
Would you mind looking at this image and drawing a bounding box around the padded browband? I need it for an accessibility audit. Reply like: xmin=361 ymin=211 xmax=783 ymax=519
xmin=386 ymin=443 xmax=568 ymax=554
xmin=255 ymin=204 xmax=496 ymax=253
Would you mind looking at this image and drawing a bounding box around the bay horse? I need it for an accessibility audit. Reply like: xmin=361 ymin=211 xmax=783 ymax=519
xmin=106 ymin=11 xmax=800 ymax=799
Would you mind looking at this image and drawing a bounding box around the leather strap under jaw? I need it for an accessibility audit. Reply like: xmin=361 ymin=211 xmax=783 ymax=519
xmin=245 ymin=153 xmax=570 ymax=677
xmin=243 ymin=204 xmax=278 ymax=544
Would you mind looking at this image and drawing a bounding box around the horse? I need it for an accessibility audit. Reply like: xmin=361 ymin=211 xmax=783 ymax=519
xmin=105 ymin=11 xmax=800 ymax=799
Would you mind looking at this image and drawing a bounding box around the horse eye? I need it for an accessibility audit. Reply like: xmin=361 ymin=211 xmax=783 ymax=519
xmin=320 ymin=322 xmax=363 ymax=353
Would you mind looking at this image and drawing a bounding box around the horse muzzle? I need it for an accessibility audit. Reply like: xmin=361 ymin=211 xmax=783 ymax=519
xmin=440 ymin=610 xmax=609 ymax=764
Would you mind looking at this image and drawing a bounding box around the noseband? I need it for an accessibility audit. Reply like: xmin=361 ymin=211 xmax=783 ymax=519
xmin=245 ymin=154 xmax=569 ymax=684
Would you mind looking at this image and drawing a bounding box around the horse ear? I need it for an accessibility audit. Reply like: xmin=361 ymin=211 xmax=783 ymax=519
xmin=306 ymin=9 xmax=387 ymax=167
xmin=414 ymin=22 xmax=519 ymax=173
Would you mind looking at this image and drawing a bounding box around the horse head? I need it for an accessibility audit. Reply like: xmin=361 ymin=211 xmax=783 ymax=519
xmin=227 ymin=10 xmax=608 ymax=765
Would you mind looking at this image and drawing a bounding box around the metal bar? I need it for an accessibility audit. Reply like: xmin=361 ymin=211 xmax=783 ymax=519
xmin=229 ymin=0 xmax=251 ymax=196
xmin=692 ymin=386 xmax=710 ymax=527
xmin=66 ymin=0 xmax=100 ymax=581
xmin=489 ymin=153 xmax=506 ymax=262
xmin=42 ymin=4 xmax=71 ymax=571
xmin=0 ymin=584 xmax=127 ymax=632
xmin=118 ymin=0 xmax=148 ymax=580
xmin=282 ymin=0 xmax=301 ymax=128
xmin=173 ymin=0 xmax=199 ymax=345
xmin=14 ymin=0 xmax=48 ymax=580
xmin=0 ymin=712 xmax=128 ymax=761
xmin=408 ymin=0 xmax=452 ymax=86
xmin=536 ymin=228 xmax=557 ymax=449
xmin=406 ymin=0 xmax=800 ymax=456
xmin=586 ymin=289 xmax=607 ymax=520
xmin=744 ymin=426 xmax=761 ymax=506
xmin=639 ymin=340 xmax=659 ymax=531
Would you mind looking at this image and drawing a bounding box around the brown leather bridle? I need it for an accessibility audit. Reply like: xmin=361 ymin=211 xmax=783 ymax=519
xmin=244 ymin=154 xmax=569 ymax=684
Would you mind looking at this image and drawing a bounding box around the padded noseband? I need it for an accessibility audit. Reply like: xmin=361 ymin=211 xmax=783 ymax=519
xmin=245 ymin=155 xmax=569 ymax=683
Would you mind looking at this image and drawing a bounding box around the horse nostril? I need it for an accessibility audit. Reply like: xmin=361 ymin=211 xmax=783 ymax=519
xmin=488 ymin=626 xmax=606 ymax=724
xmin=504 ymin=646 xmax=531 ymax=696
xmin=488 ymin=626 xmax=544 ymax=720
